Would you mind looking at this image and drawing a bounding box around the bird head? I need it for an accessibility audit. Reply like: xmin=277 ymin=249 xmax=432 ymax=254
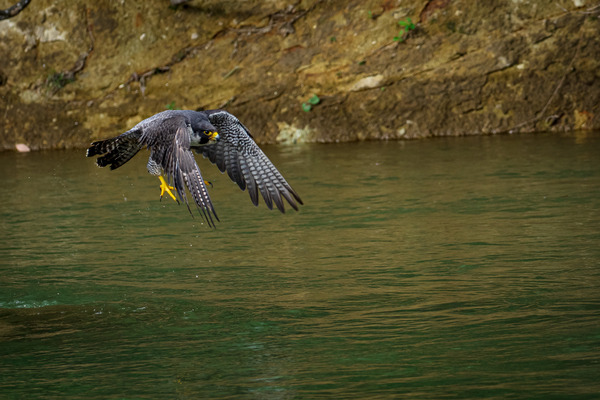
xmin=191 ymin=119 xmax=220 ymax=145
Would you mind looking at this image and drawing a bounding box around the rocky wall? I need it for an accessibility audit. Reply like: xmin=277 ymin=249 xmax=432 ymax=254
xmin=0 ymin=0 xmax=598 ymax=149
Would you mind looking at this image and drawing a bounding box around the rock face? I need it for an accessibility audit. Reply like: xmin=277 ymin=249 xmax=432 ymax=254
xmin=0 ymin=0 xmax=598 ymax=149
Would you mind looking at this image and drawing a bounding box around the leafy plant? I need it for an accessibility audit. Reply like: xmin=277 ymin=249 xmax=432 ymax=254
xmin=166 ymin=101 xmax=177 ymax=110
xmin=46 ymin=70 xmax=74 ymax=90
xmin=394 ymin=18 xmax=415 ymax=42
xmin=302 ymin=95 xmax=320 ymax=112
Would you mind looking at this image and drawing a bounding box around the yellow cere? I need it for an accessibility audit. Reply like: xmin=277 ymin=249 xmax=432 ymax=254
xmin=208 ymin=131 xmax=219 ymax=140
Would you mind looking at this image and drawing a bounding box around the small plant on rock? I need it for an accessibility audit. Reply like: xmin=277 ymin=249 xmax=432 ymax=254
xmin=394 ymin=18 xmax=415 ymax=42
xmin=302 ymin=94 xmax=321 ymax=112
xmin=46 ymin=70 xmax=74 ymax=91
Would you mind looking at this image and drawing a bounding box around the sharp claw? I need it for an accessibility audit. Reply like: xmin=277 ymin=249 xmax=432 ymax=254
xmin=158 ymin=176 xmax=178 ymax=202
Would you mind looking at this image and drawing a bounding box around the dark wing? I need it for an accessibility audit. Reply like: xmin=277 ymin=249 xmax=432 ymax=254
xmin=86 ymin=128 xmax=143 ymax=170
xmin=141 ymin=115 xmax=219 ymax=227
xmin=201 ymin=110 xmax=303 ymax=213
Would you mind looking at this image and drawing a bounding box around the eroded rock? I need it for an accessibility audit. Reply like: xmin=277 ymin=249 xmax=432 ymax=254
xmin=0 ymin=0 xmax=598 ymax=150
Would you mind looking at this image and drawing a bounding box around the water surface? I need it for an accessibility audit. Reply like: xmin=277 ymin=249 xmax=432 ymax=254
xmin=1 ymin=132 xmax=599 ymax=399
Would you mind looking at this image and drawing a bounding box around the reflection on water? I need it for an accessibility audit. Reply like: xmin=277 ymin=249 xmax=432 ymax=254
xmin=1 ymin=132 xmax=599 ymax=399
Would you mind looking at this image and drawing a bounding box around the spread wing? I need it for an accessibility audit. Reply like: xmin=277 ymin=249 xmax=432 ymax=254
xmin=200 ymin=110 xmax=303 ymax=213
xmin=141 ymin=114 xmax=218 ymax=227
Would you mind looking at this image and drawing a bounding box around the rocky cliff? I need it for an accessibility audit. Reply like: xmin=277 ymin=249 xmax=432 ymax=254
xmin=0 ymin=0 xmax=598 ymax=150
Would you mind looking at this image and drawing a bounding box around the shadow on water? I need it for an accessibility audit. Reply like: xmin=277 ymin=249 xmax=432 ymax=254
xmin=1 ymin=132 xmax=599 ymax=399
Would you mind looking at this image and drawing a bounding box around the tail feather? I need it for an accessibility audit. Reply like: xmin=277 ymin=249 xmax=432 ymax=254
xmin=86 ymin=129 xmax=143 ymax=170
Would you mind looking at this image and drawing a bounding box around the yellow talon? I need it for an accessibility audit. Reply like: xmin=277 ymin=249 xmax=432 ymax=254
xmin=158 ymin=176 xmax=177 ymax=202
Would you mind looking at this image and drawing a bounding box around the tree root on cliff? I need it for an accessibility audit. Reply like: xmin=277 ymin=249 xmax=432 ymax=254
xmin=0 ymin=0 xmax=31 ymax=21
xmin=502 ymin=35 xmax=582 ymax=134
xmin=126 ymin=1 xmax=323 ymax=97
xmin=45 ymin=6 xmax=96 ymax=96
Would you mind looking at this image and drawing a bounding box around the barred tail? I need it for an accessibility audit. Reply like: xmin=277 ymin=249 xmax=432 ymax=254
xmin=86 ymin=129 xmax=143 ymax=170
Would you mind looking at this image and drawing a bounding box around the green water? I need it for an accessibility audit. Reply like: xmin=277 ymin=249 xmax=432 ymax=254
xmin=1 ymin=132 xmax=599 ymax=399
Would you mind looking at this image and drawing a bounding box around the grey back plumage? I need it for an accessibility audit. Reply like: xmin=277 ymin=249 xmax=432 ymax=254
xmin=86 ymin=109 xmax=302 ymax=226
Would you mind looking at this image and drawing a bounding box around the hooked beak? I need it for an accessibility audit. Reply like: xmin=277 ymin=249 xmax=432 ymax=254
xmin=208 ymin=131 xmax=220 ymax=142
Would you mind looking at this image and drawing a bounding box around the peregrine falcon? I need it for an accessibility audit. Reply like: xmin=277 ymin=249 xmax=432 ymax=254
xmin=86 ymin=109 xmax=302 ymax=227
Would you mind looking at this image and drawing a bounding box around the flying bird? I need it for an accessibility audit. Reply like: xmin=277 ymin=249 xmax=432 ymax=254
xmin=86 ymin=109 xmax=302 ymax=227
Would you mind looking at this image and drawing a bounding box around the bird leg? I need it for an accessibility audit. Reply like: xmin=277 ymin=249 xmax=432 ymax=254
xmin=158 ymin=176 xmax=178 ymax=202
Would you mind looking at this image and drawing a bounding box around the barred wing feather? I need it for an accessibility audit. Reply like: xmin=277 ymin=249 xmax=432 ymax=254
xmin=201 ymin=111 xmax=303 ymax=213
